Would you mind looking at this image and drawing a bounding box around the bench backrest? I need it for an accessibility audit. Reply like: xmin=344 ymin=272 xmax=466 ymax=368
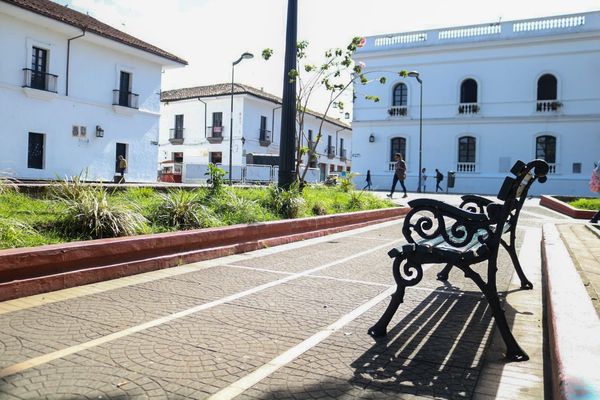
xmin=487 ymin=159 xmax=549 ymax=247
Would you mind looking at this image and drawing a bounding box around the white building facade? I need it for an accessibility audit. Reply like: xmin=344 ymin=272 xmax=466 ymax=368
xmin=159 ymin=84 xmax=352 ymax=183
xmin=0 ymin=0 xmax=186 ymax=182
xmin=352 ymin=11 xmax=600 ymax=196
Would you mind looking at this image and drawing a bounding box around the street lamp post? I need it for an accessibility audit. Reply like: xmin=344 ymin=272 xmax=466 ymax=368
xmin=278 ymin=0 xmax=298 ymax=189
xmin=229 ymin=52 xmax=254 ymax=185
xmin=408 ymin=71 xmax=423 ymax=193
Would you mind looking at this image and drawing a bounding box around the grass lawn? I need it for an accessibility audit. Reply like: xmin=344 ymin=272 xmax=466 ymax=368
xmin=0 ymin=184 xmax=394 ymax=250
xmin=568 ymin=197 xmax=600 ymax=211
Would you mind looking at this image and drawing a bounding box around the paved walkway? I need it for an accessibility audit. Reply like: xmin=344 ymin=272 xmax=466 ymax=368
xmin=0 ymin=196 xmax=575 ymax=399
xmin=556 ymin=223 xmax=600 ymax=317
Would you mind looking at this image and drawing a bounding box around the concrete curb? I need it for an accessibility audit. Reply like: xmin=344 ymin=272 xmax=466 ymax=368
xmin=0 ymin=207 xmax=408 ymax=301
xmin=541 ymin=223 xmax=600 ymax=400
xmin=540 ymin=195 xmax=595 ymax=219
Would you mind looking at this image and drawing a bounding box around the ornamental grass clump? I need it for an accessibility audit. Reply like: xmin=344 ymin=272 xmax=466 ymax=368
xmin=0 ymin=171 xmax=18 ymax=195
xmin=265 ymin=184 xmax=305 ymax=219
xmin=153 ymin=189 xmax=218 ymax=230
xmin=211 ymin=191 xmax=266 ymax=224
xmin=53 ymin=179 xmax=146 ymax=239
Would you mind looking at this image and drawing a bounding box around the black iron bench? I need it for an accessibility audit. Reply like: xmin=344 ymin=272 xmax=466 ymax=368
xmin=368 ymin=159 xmax=548 ymax=362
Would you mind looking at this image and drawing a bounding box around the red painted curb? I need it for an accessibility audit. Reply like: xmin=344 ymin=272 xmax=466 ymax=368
xmin=0 ymin=208 xmax=408 ymax=301
xmin=541 ymin=224 xmax=600 ymax=400
xmin=540 ymin=195 xmax=595 ymax=219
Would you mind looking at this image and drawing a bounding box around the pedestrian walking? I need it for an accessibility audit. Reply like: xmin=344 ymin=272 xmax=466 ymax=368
xmin=590 ymin=160 xmax=600 ymax=223
xmin=117 ymin=155 xmax=128 ymax=183
xmin=363 ymin=169 xmax=372 ymax=191
xmin=387 ymin=153 xmax=407 ymax=198
xmin=421 ymin=168 xmax=427 ymax=192
xmin=435 ymin=169 xmax=444 ymax=192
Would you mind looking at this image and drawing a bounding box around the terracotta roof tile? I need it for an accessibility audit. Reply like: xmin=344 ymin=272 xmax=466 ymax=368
xmin=2 ymin=0 xmax=187 ymax=65
xmin=161 ymin=83 xmax=351 ymax=129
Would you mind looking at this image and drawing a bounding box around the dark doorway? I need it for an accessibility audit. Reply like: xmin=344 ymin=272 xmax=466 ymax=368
xmin=119 ymin=71 xmax=131 ymax=106
xmin=115 ymin=143 xmax=127 ymax=173
xmin=27 ymin=132 xmax=44 ymax=169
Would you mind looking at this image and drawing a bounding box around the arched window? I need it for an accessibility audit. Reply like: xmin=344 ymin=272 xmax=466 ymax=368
xmin=460 ymin=79 xmax=478 ymax=103
xmin=536 ymin=135 xmax=556 ymax=164
xmin=537 ymin=74 xmax=557 ymax=101
xmin=390 ymin=137 xmax=406 ymax=162
xmin=392 ymin=83 xmax=408 ymax=106
xmin=458 ymin=136 xmax=476 ymax=163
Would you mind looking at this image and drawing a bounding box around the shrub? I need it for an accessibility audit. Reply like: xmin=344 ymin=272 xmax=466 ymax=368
xmin=153 ymin=189 xmax=218 ymax=229
xmin=265 ymin=184 xmax=305 ymax=219
xmin=53 ymin=180 xmax=146 ymax=239
xmin=311 ymin=201 xmax=328 ymax=216
xmin=339 ymin=172 xmax=358 ymax=193
xmin=206 ymin=163 xmax=226 ymax=194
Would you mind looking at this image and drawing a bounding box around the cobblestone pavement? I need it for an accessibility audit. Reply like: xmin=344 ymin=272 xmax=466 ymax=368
xmin=0 ymin=197 xmax=570 ymax=399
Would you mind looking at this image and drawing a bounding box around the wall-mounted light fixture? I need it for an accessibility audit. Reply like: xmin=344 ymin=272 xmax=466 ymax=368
xmin=369 ymin=133 xmax=375 ymax=143
xmin=95 ymin=125 xmax=104 ymax=138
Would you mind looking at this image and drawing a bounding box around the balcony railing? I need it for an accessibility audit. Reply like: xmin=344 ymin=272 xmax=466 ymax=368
xmin=547 ymin=163 xmax=556 ymax=174
xmin=259 ymin=128 xmax=272 ymax=146
xmin=207 ymin=126 xmax=224 ymax=143
xmin=22 ymin=68 xmax=58 ymax=93
xmin=340 ymin=148 xmax=347 ymax=161
xmin=457 ymin=162 xmax=477 ymax=172
xmin=388 ymin=162 xmax=396 ymax=171
xmin=169 ymin=128 xmax=185 ymax=144
xmin=388 ymin=106 xmax=408 ymax=117
xmin=536 ymin=100 xmax=562 ymax=112
xmin=112 ymin=90 xmax=139 ymax=109
xmin=327 ymin=146 xmax=336 ymax=159
xmin=458 ymin=103 xmax=479 ymax=115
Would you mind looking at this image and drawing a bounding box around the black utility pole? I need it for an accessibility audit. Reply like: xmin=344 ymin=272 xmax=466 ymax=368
xmin=278 ymin=0 xmax=298 ymax=189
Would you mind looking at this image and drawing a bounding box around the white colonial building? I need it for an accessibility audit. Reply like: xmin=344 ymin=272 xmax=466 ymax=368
xmin=159 ymin=83 xmax=352 ymax=183
xmin=0 ymin=0 xmax=186 ymax=182
xmin=353 ymin=11 xmax=600 ymax=196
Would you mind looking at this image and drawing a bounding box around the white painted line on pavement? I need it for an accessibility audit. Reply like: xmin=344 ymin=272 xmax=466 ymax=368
xmin=206 ymin=286 xmax=396 ymax=400
xmin=0 ymin=237 xmax=401 ymax=379
xmin=207 ymin=262 xmax=437 ymax=400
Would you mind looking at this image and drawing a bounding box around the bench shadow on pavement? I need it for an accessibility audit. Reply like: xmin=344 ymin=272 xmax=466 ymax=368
xmin=262 ymin=282 xmax=523 ymax=399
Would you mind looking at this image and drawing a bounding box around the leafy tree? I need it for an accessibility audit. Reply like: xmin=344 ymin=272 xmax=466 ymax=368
xmin=263 ymin=37 xmax=407 ymax=188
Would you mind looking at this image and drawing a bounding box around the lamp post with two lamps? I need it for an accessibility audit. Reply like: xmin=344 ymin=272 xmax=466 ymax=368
xmin=407 ymin=71 xmax=423 ymax=193
xmin=229 ymin=52 xmax=254 ymax=185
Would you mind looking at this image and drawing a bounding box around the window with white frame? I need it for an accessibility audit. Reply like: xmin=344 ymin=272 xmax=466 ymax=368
xmin=459 ymin=79 xmax=479 ymax=114
xmin=389 ymin=83 xmax=408 ymax=116
xmin=389 ymin=137 xmax=406 ymax=171
xmin=535 ymin=135 xmax=557 ymax=173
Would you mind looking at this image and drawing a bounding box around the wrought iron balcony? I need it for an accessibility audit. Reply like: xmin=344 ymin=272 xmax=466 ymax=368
xmin=22 ymin=68 xmax=58 ymax=93
xmin=259 ymin=128 xmax=272 ymax=146
xmin=169 ymin=128 xmax=185 ymax=144
xmin=388 ymin=106 xmax=407 ymax=117
xmin=207 ymin=126 xmax=224 ymax=143
xmin=536 ymin=100 xmax=562 ymax=112
xmin=327 ymin=146 xmax=336 ymax=159
xmin=112 ymin=90 xmax=139 ymax=109
xmin=458 ymin=103 xmax=480 ymax=114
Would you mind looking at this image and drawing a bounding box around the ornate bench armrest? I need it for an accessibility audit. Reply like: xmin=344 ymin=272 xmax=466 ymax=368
xmin=402 ymin=198 xmax=494 ymax=248
xmin=459 ymin=195 xmax=495 ymax=214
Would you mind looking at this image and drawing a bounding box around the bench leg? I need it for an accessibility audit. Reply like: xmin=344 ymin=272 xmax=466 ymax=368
xmin=369 ymin=255 xmax=423 ymax=338
xmin=458 ymin=264 xmax=529 ymax=362
xmin=368 ymin=286 xmax=405 ymax=337
xmin=501 ymin=238 xmax=533 ymax=289
xmin=436 ymin=263 xmax=453 ymax=281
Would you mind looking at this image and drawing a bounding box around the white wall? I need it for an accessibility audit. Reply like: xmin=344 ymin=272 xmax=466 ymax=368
xmin=0 ymin=4 xmax=175 ymax=182
xmin=352 ymin=13 xmax=600 ymax=196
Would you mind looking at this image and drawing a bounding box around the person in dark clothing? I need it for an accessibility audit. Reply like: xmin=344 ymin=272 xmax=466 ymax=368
xmin=435 ymin=169 xmax=444 ymax=192
xmin=591 ymin=160 xmax=600 ymax=223
xmin=363 ymin=169 xmax=372 ymax=191
xmin=387 ymin=153 xmax=407 ymax=198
